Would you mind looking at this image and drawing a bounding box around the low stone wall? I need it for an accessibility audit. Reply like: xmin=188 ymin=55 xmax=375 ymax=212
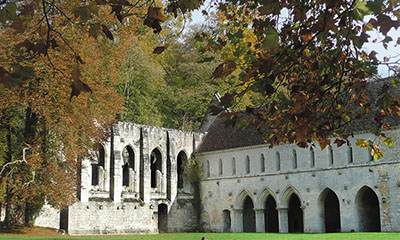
xmin=34 ymin=204 xmax=60 ymax=229
xmin=67 ymin=201 xmax=157 ymax=235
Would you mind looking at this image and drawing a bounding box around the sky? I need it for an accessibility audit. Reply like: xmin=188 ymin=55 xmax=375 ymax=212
xmin=189 ymin=3 xmax=400 ymax=78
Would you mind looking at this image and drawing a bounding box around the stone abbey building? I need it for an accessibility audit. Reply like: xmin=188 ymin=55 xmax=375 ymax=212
xmin=34 ymin=86 xmax=400 ymax=234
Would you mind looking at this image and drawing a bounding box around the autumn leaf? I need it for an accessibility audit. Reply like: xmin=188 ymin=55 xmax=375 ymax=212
xmin=70 ymin=66 xmax=92 ymax=100
xmin=220 ymin=93 xmax=234 ymax=107
xmin=211 ymin=63 xmax=224 ymax=79
xmin=334 ymin=139 xmax=346 ymax=147
xmin=153 ymin=45 xmax=168 ymax=54
xmin=300 ymin=29 xmax=313 ymax=43
xmin=144 ymin=7 xmax=167 ymax=33
xmin=70 ymin=78 xmax=92 ymax=101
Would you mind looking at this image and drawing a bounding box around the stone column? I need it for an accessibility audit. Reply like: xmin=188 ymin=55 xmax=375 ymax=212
xmin=233 ymin=209 xmax=243 ymax=232
xmin=162 ymin=150 xmax=167 ymax=195
xmin=277 ymin=207 xmax=289 ymax=233
xmin=80 ymin=158 xmax=91 ymax=202
xmin=135 ymin=170 xmax=139 ymax=194
xmin=255 ymin=208 xmax=265 ymax=232
xmin=169 ymin=153 xmax=178 ymax=202
xmin=112 ymin=150 xmax=122 ymax=202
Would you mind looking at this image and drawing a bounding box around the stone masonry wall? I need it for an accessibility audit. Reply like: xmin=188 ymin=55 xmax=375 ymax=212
xmin=198 ymin=130 xmax=400 ymax=233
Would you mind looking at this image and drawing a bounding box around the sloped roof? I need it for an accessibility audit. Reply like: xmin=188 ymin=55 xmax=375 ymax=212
xmin=198 ymin=78 xmax=400 ymax=153
xmin=197 ymin=112 xmax=266 ymax=153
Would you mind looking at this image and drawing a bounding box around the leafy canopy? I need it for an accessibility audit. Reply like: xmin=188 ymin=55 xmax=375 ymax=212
xmin=193 ymin=0 xmax=400 ymax=158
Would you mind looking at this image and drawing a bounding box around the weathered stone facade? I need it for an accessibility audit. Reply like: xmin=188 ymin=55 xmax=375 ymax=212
xmin=35 ymin=122 xmax=204 ymax=234
xmin=34 ymin=120 xmax=400 ymax=234
xmin=197 ymin=130 xmax=400 ymax=233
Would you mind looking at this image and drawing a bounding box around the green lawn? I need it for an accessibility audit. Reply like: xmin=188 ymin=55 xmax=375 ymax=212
xmin=1 ymin=232 xmax=400 ymax=240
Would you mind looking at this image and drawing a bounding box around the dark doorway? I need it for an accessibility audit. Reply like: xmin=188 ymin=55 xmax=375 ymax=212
xmin=243 ymin=196 xmax=256 ymax=232
xmin=357 ymin=187 xmax=381 ymax=232
xmin=265 ymin=195 xmax=279 ymax=232
xmin=222 ymin=209 xmax=231 ymax=232
xmin=59 ymin=208 xmax=68 ymax=232
xmin=324 ymin=189 xmax=341 ymax=232
xmin=288 ymin=194 xmax=303 ymax=233
xmin=151 ymin=149 xmax=162 ymax=188
xmin=158 ymin=204 xmax=168 ymax=233
xmin=122 ymin=163 xmax=129 ymax=187
xmin=177 ymin=151 xmax=187 ymax=189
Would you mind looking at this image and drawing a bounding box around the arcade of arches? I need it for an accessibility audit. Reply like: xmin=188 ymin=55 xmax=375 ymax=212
xmin=231 ymin=186 xmax=381 ymax=233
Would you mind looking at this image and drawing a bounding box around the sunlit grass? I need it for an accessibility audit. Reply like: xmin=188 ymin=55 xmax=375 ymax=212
xmin=2 ymin=231 xmax=400 ymax=240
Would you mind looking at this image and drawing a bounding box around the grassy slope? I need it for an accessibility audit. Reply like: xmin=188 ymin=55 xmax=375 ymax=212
xmin=2 ymin=232 xmax=400 ymax=240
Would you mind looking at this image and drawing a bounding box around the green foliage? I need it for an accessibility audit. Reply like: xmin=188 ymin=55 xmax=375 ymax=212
xmin=117 ymin=40 xmax=165 ymax=127
xmin=184 ymin=157 xmax=202 ymax=184
xmin=192 ymin=0 xmax=400 ymax=156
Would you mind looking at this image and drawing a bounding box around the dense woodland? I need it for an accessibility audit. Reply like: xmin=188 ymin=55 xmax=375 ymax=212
xmin=0 ymin=0 xmax=399 ymax=228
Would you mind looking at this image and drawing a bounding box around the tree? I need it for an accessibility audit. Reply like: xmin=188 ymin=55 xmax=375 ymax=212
xmin=157 ymin=25 xmax=221 ymax=131
xmin=0 ymin=0 xmax=147 ymax=226
xmin=193 ymin=0 xmax=400 ymax=158
xmin=0 ymin=0 xmax=204 ymax=226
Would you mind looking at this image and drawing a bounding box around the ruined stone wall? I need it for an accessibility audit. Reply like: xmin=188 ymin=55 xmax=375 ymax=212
xmin=168 ymin=194 xmax=198 ymax=232
xmin=34 ymin=122 xmax=205 ymax=235
xmin=67 ymin=201 xmax=156 ymax=235
xmin=198 ymin=130 xmax=400 ymax=233
xmin=34 ymin=204 xmax=60 ymax=229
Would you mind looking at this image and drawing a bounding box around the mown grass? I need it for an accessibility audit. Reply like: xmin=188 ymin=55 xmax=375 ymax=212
xmin=2 ymin=232 xmax=400 ymax=240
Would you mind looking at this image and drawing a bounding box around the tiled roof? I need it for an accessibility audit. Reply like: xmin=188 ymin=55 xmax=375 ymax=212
xmin=198 ymin=78 xmax=400 ymax=153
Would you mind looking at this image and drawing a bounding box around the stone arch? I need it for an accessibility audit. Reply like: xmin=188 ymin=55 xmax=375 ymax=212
xmin=318 ymin=188 xmax=341 ymax=233
xmin=280 ymin=186 xmax=302 ymax=208
xmin=257 ymin=187 xmax=279 ymax=233
xmin=150 ymin=148 xmax=163 ymax=189
xmin=288 ymin=194 xmax=303 ymax=233
xmin=234 ymin=189 xmax=253 ymax=209
xmin=243 ymin=196 xmax=256 ymax=232
xmin=280 ymin=186 xmax=303 ymax=233
xmin=222 ymin=209 xmax=231 ymax=232
xmin=256 ymin=187 xmax=276 ymax=209
xmin=92 ymin=144 xmax=105 ymax=187
xmin=122 ymin=145 xmax=135 ymax=188
xmin=176 ymin=150 xmax=187 ymax=189
xmin=355 ymin=186 xmax=381 ymax=232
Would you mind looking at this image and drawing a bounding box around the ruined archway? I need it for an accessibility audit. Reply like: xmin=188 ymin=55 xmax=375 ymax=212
xmin=243 ymin=196 xmax=256 ymax=232
xmin=177 ymin=151 xmax=187 ymax=189
xmin=222 ymin=209 xmax=231 ymax=232
xmin=150 ymin=148 xmax=162 ymax=189
xmin=265 ymin=195 xmax=279 ymax=232
xmin=122 ymin=145 xmax=134 ymax=188
xmin=288 ymin=194 xmax=303 ymax=233
xmin=318 ymin=188 xmax=341 ymax=232
xmin=92 ymin=144 xmax=105 ymax=187
xmin=158 ymin=203 xmax=168 ymax=233
xmin=356 ymin=186 xmax=381 ymax=232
